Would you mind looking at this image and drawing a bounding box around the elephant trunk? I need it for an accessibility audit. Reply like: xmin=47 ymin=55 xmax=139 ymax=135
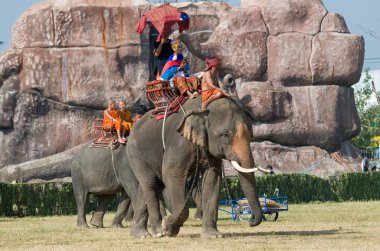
xmin=181 ymin=33 xmax=206 ymax=60
xmin=230 ymin=123 xmax=263 ymax=227
xmin=237 ymin=154 xmax=262 ymax=227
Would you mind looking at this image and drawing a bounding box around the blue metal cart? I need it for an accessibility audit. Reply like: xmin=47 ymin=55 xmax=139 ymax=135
xmin=219 ymin=196 xmax=288 ymax=222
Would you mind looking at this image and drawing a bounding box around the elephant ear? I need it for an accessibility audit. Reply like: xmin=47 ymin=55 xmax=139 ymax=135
xmin=176 ymin=109 xmax=209 ymax=147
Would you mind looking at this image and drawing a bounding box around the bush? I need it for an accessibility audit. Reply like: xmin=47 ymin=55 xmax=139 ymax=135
xmin=221 ymin=173 xmax=380 ymax=203
xmin=1 ymin=172 xmax=380 ymax=217
xmin=0 ymin=183 xmax=98 ymax=217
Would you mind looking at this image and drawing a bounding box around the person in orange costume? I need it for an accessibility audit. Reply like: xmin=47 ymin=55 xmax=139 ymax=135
xmin=201 ymin=57 xmax=229 ymax=109
xmin=103 ymin=99 xmax=126 ymax=144
xmin=118 ymin=100 xmax=133 ymax=139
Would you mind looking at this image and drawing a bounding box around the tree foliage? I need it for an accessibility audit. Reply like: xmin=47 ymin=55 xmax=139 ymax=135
xmin=352 ymin=69 xmax=380 ymax=149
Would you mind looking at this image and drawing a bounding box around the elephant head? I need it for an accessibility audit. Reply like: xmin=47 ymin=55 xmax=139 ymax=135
xmin=177 ymin=97 xmax=262 ymax=227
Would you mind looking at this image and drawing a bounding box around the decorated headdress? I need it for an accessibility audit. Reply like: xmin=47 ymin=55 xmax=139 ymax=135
xmin=205 ymin=57 xmax=221 ymax=71
xmin=171 ymin=39 xmax=181 ymax=52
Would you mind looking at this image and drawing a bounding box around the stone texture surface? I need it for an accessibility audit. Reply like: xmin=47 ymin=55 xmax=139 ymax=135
xmin=19 ymin=46 xmax=148 ymax=108
xmin=0 ymin=142 xmax=87 ymax=183
xmin=237 ymin=81 xmax=292 ymax=122
xmin=250 ymin=0 xmax=327 ymax=35
xmin=267 ymin=33 xmax=313 ymax=85
xmin=0 ymin=90 xmax=100 ymax=167
xmin=250 ymin=141 xmax=361 ymax=177
xmin=0 ymin=0 xmax=365 ymax=176
xmin=250 ymin=86 xmax=361 ymax=151
xmin=184 ymin=1 xmax=363 ymax=85
xmin=11 ymin=1 xmax=55 ymax=49
xmin=321 ymin=13 xmax=350 ymax=33
xmin=175 ymin=2 xmax=231 ymax=73
xmin=183 ymin=6 xmax=268 ymax=80
xmin=310 ymin=32 xmax=365 ymax=86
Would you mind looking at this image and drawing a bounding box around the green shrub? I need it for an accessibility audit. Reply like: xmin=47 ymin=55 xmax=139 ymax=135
xmin=1 ymin=172 xmax=380 ymax=217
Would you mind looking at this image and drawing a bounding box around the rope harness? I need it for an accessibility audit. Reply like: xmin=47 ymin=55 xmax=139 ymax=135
xmin=109 ymin=143 xmax=121 ymax=185
xmin=161 ymin=103 xmax=186 ymax=150
xmin=185 ymin=146 xmax=204 ymax=204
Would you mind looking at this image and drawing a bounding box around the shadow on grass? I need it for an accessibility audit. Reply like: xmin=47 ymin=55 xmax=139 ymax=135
xmin=183 ymin=229 xmax=359 ymax=238
xmin=223 ymin=229 xmax=358 ymax=238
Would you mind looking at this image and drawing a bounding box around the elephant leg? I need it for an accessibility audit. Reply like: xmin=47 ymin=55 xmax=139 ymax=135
xmin=143 ymin=182 xmax=164 ymax=237
xmin=130 ymin=186 xmax=150 ymax=238
xmin=72 ymin=181 xmax=89 ymax=228
xmin=163 ymin=170 xmax=189 ymax=237
xmin=111 ymin=190 xmax=131 ymax=228
xmin=159 ymin=192 xmax=167 ymax=218
xmin=90 ymin=195 xmax=113 ymax=228
xmin=192 ymin=188 xmax=203 ymax=220
xmin=201 ymin=164 xmax=222 ymax=238
xmin=124 ymin=202 xmax=134 ymax=222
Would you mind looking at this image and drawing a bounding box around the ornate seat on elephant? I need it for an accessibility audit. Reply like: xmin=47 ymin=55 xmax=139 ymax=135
xmin=145 ymin=79 xmax=187 ymax=120
xmin=91 ymin=118 xmax=119 ymax=148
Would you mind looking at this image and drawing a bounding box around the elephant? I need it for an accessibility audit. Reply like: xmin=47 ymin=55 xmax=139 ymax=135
xmin=71 ymin=142 xmax=143 ymax=228
xmin=127 ymin=96 xmax=262 ymax=238
xmin=71 ymin=142 xmax=202 ymax=228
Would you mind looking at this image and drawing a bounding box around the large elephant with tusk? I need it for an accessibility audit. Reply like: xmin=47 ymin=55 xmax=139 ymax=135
xmin=127 ymin=96 xmax=262 ymax=238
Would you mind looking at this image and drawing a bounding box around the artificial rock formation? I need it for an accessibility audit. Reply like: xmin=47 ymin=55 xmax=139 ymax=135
xmin=0 ymin=0 xmax=365 ymax=179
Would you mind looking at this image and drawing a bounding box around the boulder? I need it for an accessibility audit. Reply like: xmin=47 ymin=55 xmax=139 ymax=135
xmin=249 ymin=0 xmax=327 ymax=35
xmin=251 ymin=86 xmax=360 ymax=151
xmin=0 ymin=0 xmax=365 ymax=174
xmin=20 ymin=46 xmax=148 ymax=109
xmin=183 ymin=6 xmax=268 ymax=80
xmin=0 ymin=142 xmax=87 ymax=183
xmin=174 ymin=2 xmax=230 ymax=33
xmin=12 ymin=2 xmax=148 ymax=49
xmin=310 ymin=32 xmax=365 ymax=86
xmin=52 ymin=5 xmax=144 ymax=48
xmin=250 ymin=141 xmax=361 ymax=178
xmin=0 ymin=49 xmax=22 ymax=85
xmin=0 ymin=75 xmax=19 ymax=129
xmin=267 ymin=33 xmax=312 ymax=85
xmin=175 ymin=2 xmax=230 ymax=73
xmin=0 ymin=90 xmax=99 ymax=167
xmin=321 ymin=13 xmax=350 ymax=33
xmin=237 ymin=81 xmax=292 ymax=122
xmin=12 ymin=1 xmax=55 ymax=49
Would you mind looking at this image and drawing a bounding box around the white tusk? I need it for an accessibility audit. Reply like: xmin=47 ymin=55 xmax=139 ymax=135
xmin=231 ymin=161 xmax=258 ymax=173
xmin=257 ymin=166 xmax=272 ymax=173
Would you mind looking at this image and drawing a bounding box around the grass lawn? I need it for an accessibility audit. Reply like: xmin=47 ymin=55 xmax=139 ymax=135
xmin=1 ymin=201 xmax=380 ymax=250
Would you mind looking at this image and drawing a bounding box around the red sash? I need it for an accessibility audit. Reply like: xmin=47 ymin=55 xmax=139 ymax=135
xmin=161 ymin=60 xmax=182 ymax=76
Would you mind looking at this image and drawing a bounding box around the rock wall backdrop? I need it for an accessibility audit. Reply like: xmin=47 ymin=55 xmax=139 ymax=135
xmin=0 ymin=0 xmax=364 ymax=181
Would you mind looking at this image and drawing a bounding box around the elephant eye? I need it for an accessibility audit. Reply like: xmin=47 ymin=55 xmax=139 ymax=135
xmin=222 ymin=131 xmax=232 ymax=138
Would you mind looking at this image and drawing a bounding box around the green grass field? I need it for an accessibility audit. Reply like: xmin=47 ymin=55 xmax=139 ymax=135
xmin=1 ymin=201 xmax=380 ymax=250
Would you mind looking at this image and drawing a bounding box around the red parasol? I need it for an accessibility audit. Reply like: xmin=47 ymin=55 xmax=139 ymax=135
xmin=136 ymin=3 xmax=190 ymax=42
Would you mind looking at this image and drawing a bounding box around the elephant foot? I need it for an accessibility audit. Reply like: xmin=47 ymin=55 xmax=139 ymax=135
xmin=76 ymin=222 xmax=89 ymax=228
xmin=194 ymin=211 xmax=203 ymax=221
xmin=90 ymin=213 xmax=104 ymax=228
xmin=112 ymin=223 xmax=124 ymax=229
xmin=152 ymin=232 xmax=165 ymax=238
xmin=151 ymin=222 xmax=165 ymax=238
xmin=130 ymin=225 xmax=151 ymax=239
xmin=162 ymin=216 xmax=180 ymax=237
xmin=201 ymin=228 xmax=223 ymax=238
xmin=124 ymin=215 xmax=133 ymax=222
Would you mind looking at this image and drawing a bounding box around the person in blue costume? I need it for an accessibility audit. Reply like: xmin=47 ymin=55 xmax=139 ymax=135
xmin=160 ymin=39 xmax=190 ymax=81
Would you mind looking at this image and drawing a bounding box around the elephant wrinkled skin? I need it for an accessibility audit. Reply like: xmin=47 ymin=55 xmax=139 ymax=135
xmin=127 ymin=96 xmax=262 ymax=238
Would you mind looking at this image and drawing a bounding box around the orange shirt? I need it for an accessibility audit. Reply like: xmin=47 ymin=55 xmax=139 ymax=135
xmin=103 ymin=109 xmax=121 ymax=130
xmin=119 ymin=109 xmax=133 ymax=132
xmin=119 ymin=109 xmax=132 ymax=123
